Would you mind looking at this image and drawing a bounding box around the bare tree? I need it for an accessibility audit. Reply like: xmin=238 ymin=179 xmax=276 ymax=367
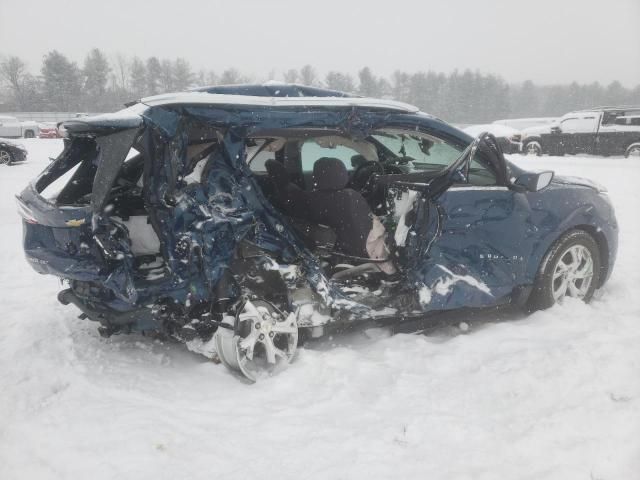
xmin=112 ymin=53 xmax=130 ymax=91
xmin=0 ymin=56 xmax=31 ymax=109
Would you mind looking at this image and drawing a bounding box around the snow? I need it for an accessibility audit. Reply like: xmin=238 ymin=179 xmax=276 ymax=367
xmin=139 ymin=91 xmax=419 ymax=112
xmin=464 ymin=123 xmax=521 ymax=138
xmin=1 ymin=139 xmax=639 ymax=479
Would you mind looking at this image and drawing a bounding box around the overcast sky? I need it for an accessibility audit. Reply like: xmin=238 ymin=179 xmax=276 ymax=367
xmin=1 ymin=0 xmax=639 ymax=87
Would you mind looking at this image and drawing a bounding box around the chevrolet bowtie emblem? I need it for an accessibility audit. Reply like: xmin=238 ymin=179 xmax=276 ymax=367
xmin=65 ymin=218 xmax=86 ymax=227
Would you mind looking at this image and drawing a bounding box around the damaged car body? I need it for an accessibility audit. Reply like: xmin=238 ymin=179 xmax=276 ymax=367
xmin=17 ymin=90 xmax=618 ymax=381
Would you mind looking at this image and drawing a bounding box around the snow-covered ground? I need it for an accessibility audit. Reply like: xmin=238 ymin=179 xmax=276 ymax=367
xmin=1 ymin=139 xmax=639 ymax=480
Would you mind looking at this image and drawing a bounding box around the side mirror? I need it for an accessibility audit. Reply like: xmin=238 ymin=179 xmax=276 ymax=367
xmin=550 ymin=126 xmax=561 ymax=133
xmin=514 ymin=171 xmax=554 ymax=192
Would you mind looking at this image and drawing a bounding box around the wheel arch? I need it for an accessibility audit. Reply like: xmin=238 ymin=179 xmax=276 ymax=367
xmin=530 ymin=224 xmax=610 ymax=290
xmin=624 ymin=141 xmax=640 ymax=157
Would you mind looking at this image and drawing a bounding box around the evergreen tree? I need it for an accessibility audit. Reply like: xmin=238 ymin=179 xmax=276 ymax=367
xmin=299 ymin=65 xmax=317 ymax=86
xmin=325 ymin=71 xmax=355 ymax=93
xmin=41 ymin=50 xmax=82 ymax=111
xmin=82 ymin=48 xmax=110 ymax=109
xmin=358 ymin=67 xmax=379 ymax=97
xmin=283 ymin=68 xmax=299 ymax=83
xmin=129 ymin=57 xmax=147 ymax=99
xmin=172 ymin=58 xmax=193 ymax=90
xmin=146 ymin=57 xmax=162 ymax=95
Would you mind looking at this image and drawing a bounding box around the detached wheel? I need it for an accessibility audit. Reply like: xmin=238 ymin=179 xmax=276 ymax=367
xmin=527 ymin=230 xmax=601 ymax=311
xmin=0 ymin=149 xmax=13 ymax=165
xmin=524 ymin=141 xmax=542 ymax=156
xmin=214 ymin=298 xmax=298 ymax=382
xmin=625 ymin=143 xmax=640 ymax=158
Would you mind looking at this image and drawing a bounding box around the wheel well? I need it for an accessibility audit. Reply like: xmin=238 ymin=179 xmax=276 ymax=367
xmin=573 ymin=224 xmax=609 ymax=288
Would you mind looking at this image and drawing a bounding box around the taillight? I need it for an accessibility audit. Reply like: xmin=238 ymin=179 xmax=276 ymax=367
xmin=15 ymin=197 xmax=38 ymax=224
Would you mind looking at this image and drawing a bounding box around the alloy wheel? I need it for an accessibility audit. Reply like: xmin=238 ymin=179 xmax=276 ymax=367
xmin=551 ymin=244 xmax=594 ymax=302
xmin=0 ymin=150 xmax=11 ymax=165
xmin=214 ymin=299 xmax=298 ymax=382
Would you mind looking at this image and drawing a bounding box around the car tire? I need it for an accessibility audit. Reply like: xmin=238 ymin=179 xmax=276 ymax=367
xmin=24 ymin=130 xmax=35 ymax=139
xmin=0 ymin=149 xmax=14 ymax=165
xmin=527 ymin=229 xmax=601 ymax=311
xmin=524 ymin=140 xmax=542 ymax=156
xmin=624 ymin=142 xmax=640 ymax=158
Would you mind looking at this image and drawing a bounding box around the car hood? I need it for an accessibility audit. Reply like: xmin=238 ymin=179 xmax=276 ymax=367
xmin=552 ymin=174 xmax=607 ymax=192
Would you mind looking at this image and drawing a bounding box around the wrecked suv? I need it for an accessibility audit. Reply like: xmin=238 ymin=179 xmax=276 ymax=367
xmin=17 ymin=89 xmax=618 ymax=381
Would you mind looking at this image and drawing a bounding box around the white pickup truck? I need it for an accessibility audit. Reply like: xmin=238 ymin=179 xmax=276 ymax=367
xmin=0 ymin=115 xmax=39 ymax=138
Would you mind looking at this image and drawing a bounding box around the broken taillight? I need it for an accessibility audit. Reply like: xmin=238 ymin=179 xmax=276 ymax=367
xmin=15 ymin=197 xmax=38 ymax=224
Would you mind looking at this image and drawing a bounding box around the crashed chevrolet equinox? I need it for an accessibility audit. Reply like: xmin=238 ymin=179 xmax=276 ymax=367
xmin=17 ymin=87 xmax=618 ymax=381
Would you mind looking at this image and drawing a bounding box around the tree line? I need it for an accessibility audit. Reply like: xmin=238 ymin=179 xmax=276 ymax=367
xmin=1 ymin=48 xmax=639 ymax=124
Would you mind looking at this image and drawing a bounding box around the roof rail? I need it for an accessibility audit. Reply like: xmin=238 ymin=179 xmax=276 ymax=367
xmin=575 ymin=105 xmax=640 ymax=112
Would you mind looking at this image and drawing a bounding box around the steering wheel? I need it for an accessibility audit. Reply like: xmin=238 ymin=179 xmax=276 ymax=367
xmin=348 ymin=160 xmax=385 ymax=193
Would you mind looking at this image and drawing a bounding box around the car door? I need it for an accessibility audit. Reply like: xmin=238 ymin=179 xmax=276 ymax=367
xmin=404 ymin=144 xmax=534 ymax=311
xmin=570 ymin=114 xmax=599 ymax=154
xmin=540 ymin=119 xmax=566 ymax=154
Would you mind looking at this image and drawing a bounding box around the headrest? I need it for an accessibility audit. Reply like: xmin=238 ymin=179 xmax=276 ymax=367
xmin=312 ymin=157 xmax=349 ymax=191
xmin=265 ymin=159 xmax=288 ymax=188
xmin=350 ymin=154 xmax=367 ymax=168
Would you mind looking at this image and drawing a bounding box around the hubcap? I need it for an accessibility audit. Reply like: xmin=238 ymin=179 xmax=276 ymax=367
xmin=629 ymin=146 xmax=640 ymax=157
xmin=551 ymin=244 xmax=594 ymax=302
xmin=214 ymin=299 xmax=298 ymax=382
xmin=0 ymin=150 xmax=10 ymax=164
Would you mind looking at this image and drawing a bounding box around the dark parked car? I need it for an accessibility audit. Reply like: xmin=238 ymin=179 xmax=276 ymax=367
xmin=0 ymin=138 xmax=27 ymax=165
xmin=17 ymin=89 xmax=618 ymax=381
xmin=522 ymin=106 xmax=640 ymax=157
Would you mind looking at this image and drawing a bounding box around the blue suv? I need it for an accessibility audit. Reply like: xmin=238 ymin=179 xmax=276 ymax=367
xmin=17 ymin=87 xmax=618 ymax=381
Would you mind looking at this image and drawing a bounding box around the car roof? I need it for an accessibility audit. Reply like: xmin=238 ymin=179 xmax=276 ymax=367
xmin=139 ymin=91 xmax=420 ymax=113
xmin=190 ymin=82 xmax=355 ymax=98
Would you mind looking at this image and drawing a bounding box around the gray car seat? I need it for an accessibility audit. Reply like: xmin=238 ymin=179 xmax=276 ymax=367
xmin=306 ymin=157 xmax=374 ymax=258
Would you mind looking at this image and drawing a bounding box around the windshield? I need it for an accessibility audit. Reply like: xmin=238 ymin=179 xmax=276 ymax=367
xmin=372 ymin=131 xmax=463 ymax=173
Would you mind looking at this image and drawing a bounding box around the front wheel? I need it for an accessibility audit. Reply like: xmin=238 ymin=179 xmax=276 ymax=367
xmin=527 ymin=230 xmax=601 ymax=311
xmin=524 ymin=141 xmax=542 ymax=156
xmin=0 ymin=149 xmax=13 ymax=165
xmin=625 ymin=142 xmax=640 ymax=158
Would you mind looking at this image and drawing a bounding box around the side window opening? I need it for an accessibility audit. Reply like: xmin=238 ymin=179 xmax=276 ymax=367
xmin=300 ymin=139 xmax=362 ymax=173
xmin=37 ymin=137 xmax=99 ymax=205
